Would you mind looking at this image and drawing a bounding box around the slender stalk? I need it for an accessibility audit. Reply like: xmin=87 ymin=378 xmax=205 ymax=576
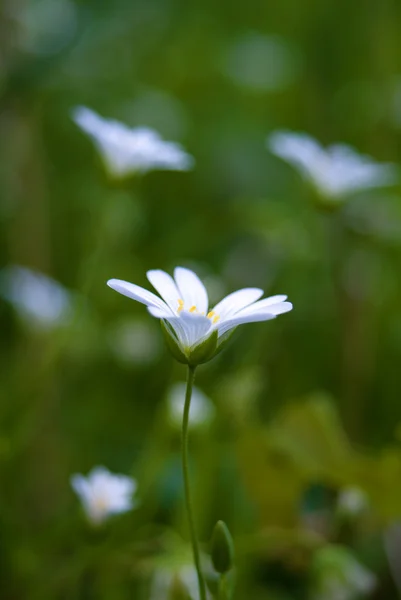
xmin=218 ymin=574 xmax=229 ymax=600
xmin=182 ymin=365 xmax=207 ymax=600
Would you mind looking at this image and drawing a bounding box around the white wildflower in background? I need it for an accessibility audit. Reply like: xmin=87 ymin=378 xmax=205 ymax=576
xmin=150 ymin=565 xmax=203 ymax=600
xmin=149 ymin=538 xmax=213 ymax=600
xmin=311 ymin=545 xmax=376 ymax=600
xmin=108 ymin=318 xmax=162 ymax=366
xmin=267 ymin=131 xmax=398 ymax=199
xmin=71 ymin=466 xmax=137 ymax=525
xmin=0 ymin=265 xmax=72 ymax=330
xmin=167 ymin=382 xmax=215 ymax=429
xmin=337 ymin=486 xmax=368 ymax=517
xmin=107 ymin=266 xmax=292 ymax=364
xmin=72 ymin=106 xmax=194 ymax=178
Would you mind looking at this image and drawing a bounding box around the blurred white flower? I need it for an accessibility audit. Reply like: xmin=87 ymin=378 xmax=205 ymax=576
xmin=150 ymin=563 xmax=212 ymax=600
xmin=167 ymin=382 xmax=215 ymax=429
xmin=108 ymin=318 xmax=162 ymax=366
xmin=71 ymin=466 xmax=137 ymax=525
xmin=72 ymin=106 xmax=194 ymax=178
xmin=0 ymin=265 xmax=72 ymax=330
xmin=312 ymin=545 xmax=376 ymax=600
xmin=268 ymin=131 xmax=398 ymax=199
xmin=150 ymin=565 xmax=197 ymax=600
xmin=337 ymin=486 xmax=368 ymax=517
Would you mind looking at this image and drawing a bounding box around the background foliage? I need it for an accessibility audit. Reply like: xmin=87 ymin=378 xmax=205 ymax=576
xmin=2 ymin=0 xmax=401 ymax=598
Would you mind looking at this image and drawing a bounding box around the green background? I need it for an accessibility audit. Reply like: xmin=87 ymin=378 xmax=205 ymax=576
xmin=2 ymin=0 xmax=401 ymax=598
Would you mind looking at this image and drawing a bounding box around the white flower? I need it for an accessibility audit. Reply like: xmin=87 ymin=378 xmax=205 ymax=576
xmin=167 ymin=382 xmax=215 ymax=428
xmin=71 ymin=466 xmax=137 ymax=525
xmin=337 ymin=486 xmax=368 ymax=517
xmin=107 ymin=267 xmax=292 ymax=363
xmin=0 ymin=265 xmax=72 ymax=330
xmin=108 ymin=318 xmax=162 ymax=366
xmin=150 ymin=565 xmax=206 ymax=600
xmin=267 ymin=131 xmax=398 ymax=199
xmin=72 ymin=106 xmax=194 ymax=177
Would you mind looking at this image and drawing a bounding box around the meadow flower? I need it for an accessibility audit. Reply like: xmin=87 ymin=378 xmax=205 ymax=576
xmin=337 ymin=486 xmax=368 ymax=517
xmin=150 ymin=564 xmax=208 ymax=600
xmin=107 ymin=267 xmax=292 ymax=365
xmin=71 ymin=466 xmax=137 ymax=525
xmin=149 ymin=532 xmax=212 ymax=600
xmin=0 ymin=265 xmax=72 ymax=330
xmin=267 ymin=131 xmax=398 ymax=199
xmin=72 ymin=106 xmax=194 ymax=178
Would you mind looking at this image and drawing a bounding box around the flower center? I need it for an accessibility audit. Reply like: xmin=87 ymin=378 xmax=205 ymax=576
xmin=177 ymin=299 xmax=219 ymax=324
xmin=93 ymin=495 xmax=108 ymax=513
xmin=207 ymin=310 xmax=220 ymax=324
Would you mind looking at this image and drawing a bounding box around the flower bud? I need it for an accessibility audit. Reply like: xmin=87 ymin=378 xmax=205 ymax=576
xmin=211 ymin=520 xmax=234 ymax=574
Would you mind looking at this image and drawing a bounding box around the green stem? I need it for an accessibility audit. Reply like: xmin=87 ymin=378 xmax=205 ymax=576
xmin=218 ymin=574 xmax=229 ymax=600
xmin=182 ymin=365 xmax=207 ymax=600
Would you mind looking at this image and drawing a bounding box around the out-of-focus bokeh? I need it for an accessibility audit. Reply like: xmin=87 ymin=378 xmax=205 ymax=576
xmin=2 ymin=1 xmax=401 ymax=598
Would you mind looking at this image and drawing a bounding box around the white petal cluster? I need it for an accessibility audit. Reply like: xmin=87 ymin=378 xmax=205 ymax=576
xmin=268 ymin=131 xmax=398 ymax=199
xmin=71 ymin=466 xmax=137 ymax=525
xmin=107 ymin=267 xmax=292 ymax=358
xmin=0 ymin=265 xmax=72 ymax=330
xmin=72 ymin=106 xmax=194 ymax=178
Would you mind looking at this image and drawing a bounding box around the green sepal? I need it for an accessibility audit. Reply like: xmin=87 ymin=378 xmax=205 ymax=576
xmin=211 ymin=520 xmax=235 ymax=574
xmin=160 ymin=320 xmax=188 ymax=364
xmin=214 ymin=327 xmax=237 ymax=357
xmin=188 ymin=329 xmax=218 ymax=366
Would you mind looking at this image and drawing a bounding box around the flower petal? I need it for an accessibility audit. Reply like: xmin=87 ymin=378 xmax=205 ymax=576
xmin=71 ymin=474 xmax=90 ymax=499
xmin=179 ymin=311 xmax=213 ymax=348
xmin=158 ymin=315 xmax=190 ymax=348
xmin=107 ymin=278 xmax=168 ymax=311
xmin=263 ymin=301 xmax=293 ymax=315
xmin=217 ymin=311 xmax=277 ymax=336
xmin=268 ymin=131 xmax=327 ymax=184
xmin=161 ymin=311 xmax=212 ymax=349
xmin=236 ymin=295 xmax=289 ymax=316
xmin=212 ymin=288 xmax=264 ymax=320
xmin=148 ymin=305 xmax=175 ymax=319
xmin=146 ymin=269 xmax=181 ymax=313
xmin=174 ymin=267 xmax=209 ymax=314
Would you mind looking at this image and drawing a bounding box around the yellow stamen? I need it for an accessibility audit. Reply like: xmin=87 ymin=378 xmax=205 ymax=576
xmin=207 ymin=311 xmax=215 ymax=318
xmin=213 ymin=315 xmax=220 ymax=324
xmin=177 ymin=299 xmax=184 ymax=314
xmin=189 ymin=305 xmax=197 ymax=313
